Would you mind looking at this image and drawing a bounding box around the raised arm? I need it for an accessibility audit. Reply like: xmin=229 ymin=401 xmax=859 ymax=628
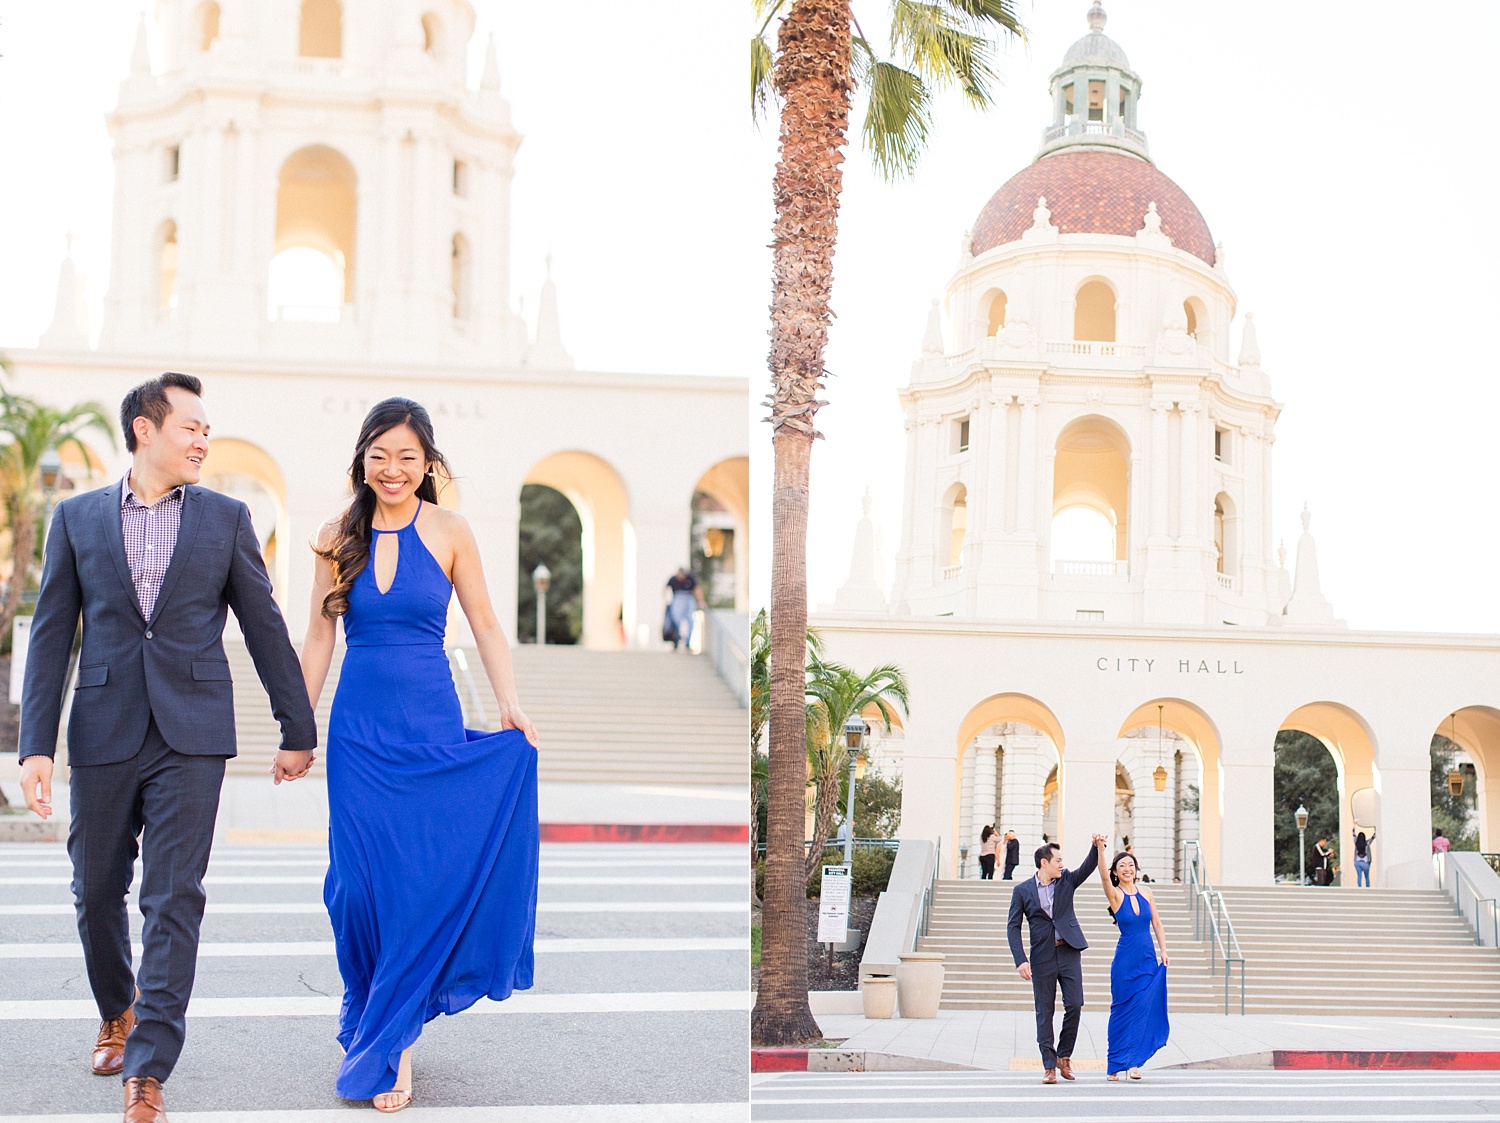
xmin=1067 ymin=838 xmax=1100 ymax=888
xmin=1094 ymin=836 xmax=1122 ymax=911
xmin=447 ymin=513 xmax=538 ymax=747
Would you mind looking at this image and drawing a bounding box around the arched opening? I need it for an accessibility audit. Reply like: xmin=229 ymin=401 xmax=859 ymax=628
xmin=985 ymin=289 xmax=1007 ymax=336
xmin=158 ymin=221 xmax=179 ymax=313
xmin=197 ymin=438 xmax=290 ymax=606
xmin=299 ymin=0 xmax=343 ymax=58
xmin=421 ymin=12 xmax=444 ymax=58
xmin=523 ymin=451 xmax=632 ymax=650
xmin=953 ymin=693 xmax=1067 ymax=878
xmin=1214 ymin=491 xmax=1238 ymax=578
xmin=1074 ymin=279 xmax=1116 ymax=342
xmin=1437 ymin=707 xmax=1500 ymax=852
xmin=1277 ymin=703 xmax=1377 ymax=886
xmin=269 ymin=145 xmax=356 ymax=320
xmin=940 ymin=483 xmax=966 ymax=571
xmin=196 ymin=1 xmax=221 ymax=51
xmin=1052 ymin=414 xmax=1130 ymax=573
xmin=516 ymin=485 xmax=583 ymax=645
xmin=1117 ymin=699 xmax=1222 ymax=881
xmin=450 ymin=234 xmax=471 ymax=321
xmin=692 ymin=456 xmax=749 ymax=612
xmin=1184 ymin=297 xmax=1205 ymax=338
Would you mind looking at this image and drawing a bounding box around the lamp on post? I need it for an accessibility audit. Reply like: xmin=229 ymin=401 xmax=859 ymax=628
xmin=531 ymin=564 xmax=551 ymax=646
xmin=38 ymin=447 xmax=62 ymax=546
xmin=1153 ymin=704 xmax=1168 ymax=792
xmin=1295 ymin=803 xmax=1309 ymax=887
xmin=1447 ymin=713 xmax=1465 ymax=798
xmin=960 ymin=842 xmax=969 ymax=880
xmin=841 ymin=714 xmax=868 ymax=868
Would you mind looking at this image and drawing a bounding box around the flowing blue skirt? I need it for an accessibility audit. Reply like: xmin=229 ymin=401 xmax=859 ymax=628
xmin=324 ymin=644 xmax=538 ymax=1100
xmin=1106 ymin=897 xmax=1170 ymax=1072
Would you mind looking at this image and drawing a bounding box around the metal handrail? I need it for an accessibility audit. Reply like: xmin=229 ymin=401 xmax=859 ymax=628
xmin=447 ymin=648 xmax=490 ymax=727
xmin=918 ymin=838 xmax=941 ymax=939
xmin=1438 ymin=854 xmax=1500 ymax=947
xmin=1182 ymin=840 xmax=1246 ymax=1014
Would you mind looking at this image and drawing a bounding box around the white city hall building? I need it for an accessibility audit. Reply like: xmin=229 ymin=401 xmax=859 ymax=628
xmin=4 ymin=0 xmax=747 ymax=650
xmin=818 ymin=5 xmax=1499 ymax=891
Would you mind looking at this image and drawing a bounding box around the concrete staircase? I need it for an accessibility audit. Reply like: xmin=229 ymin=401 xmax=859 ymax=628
xmin=919 ymin=879 xmax=1500 ymax=1016
xmin=221 ymin=641 xmax=746 ymax=787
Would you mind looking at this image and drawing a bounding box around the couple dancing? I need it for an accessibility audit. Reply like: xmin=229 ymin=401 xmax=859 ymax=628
xmin=17 ymin=374 xmax=539 ymax=1121
xmin=1006 ymin=836 xmax=1170 ymax=1083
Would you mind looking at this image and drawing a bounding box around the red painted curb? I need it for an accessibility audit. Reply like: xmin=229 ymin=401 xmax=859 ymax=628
xmin=539 ymin=823 xmax=748 ymax=843
xmin=751 ymin=1050 xmax=809 ymax=1073
xmin=1275 ymin=1050 xmax=1500 ymax=1071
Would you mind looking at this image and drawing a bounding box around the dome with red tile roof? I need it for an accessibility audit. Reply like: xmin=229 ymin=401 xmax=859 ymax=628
xmin=970 ymin=149 xmax=1215 ymax=267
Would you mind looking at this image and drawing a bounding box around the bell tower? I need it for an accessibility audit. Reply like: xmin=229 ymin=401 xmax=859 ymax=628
xmin=100 ymin=0 xmax=526 ymax=367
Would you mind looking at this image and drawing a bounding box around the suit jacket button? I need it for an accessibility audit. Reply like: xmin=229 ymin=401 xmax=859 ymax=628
xmin=145 ymin=630 xmax=153 ymax=639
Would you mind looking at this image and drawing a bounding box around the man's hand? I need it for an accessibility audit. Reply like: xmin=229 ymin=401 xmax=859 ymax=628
xmin=1016 ymin=962 xmax=1032 ymax=982
xmin=1092 ymin=833 xmax=1108 ymax=849
xmin=18 ymin=756 xmax=53 ymax=819
xmin=271 ymin=749 xmax=315 ymax=785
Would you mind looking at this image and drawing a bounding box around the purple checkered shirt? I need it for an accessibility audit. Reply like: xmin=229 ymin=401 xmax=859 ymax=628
xmin=120 ymin=475 xmax=184 ymax=620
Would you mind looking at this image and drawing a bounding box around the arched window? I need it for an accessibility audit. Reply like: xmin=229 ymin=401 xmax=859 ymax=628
xmin=1214 ymin=492 xmax=1238 ymax=578
xmin=422 ymin=12 xmax=444 ymax=59
xmin=268 ymin=145 xmax=357 ymax=320
xmin=1052 ymin=415 xmax=1130 ymax=572
xmin=196 ymin=1 xmax=221 ymax=51
xmin=299 ymin=0 xmax=343 ymax=59
xmin=158 ymin=221 xmax=179 ymax=312
xmin=450 ymin=234 xmax=471 ymax=320
xmin=986 ymin=290 xmax=1007 ymax=336
xmin=942 ymin=484 xmax=967 ymax=570
xmin=1074 ymin=279 xmax=1116 ymax=342
xmin=1183 ymin=300 xmax=1197 ymax=337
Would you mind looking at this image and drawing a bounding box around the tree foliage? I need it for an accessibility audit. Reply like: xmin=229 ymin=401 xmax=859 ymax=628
xmin=1272 ymin=730 xmax=1339 ymax=879
xmin=515 ymin=484 xmax=582 ymax=645
xmin=1431 ymin=735 xmax=1480 ymax=851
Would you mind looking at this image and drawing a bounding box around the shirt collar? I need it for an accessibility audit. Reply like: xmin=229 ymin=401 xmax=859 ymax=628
xmin=121 ymin=473 xmax=185 ymax=510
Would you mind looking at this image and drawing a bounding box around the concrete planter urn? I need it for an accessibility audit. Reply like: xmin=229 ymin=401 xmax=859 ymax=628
xmin=860 ymin=974 xmax=897 ymax=1019
xmin=896 ymin=952 xmax=945 ymax=1018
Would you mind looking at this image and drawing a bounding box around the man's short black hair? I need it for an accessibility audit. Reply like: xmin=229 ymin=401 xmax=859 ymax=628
xmin=120 ymin=372 xmax=203 ymax=452
xmin=1034 ymin=842 xmax=1060 ymax=868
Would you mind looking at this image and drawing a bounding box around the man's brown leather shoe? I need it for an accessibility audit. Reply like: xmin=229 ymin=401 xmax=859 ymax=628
xmin=1042 ymin=1068 xmax=1057 ymax=1084
xmin=91 ymin=1003 xmax=136 ymax=1076
xmin=1058 ymin=1056 xmax=1075 ymax=1080
xmin=123 ymin=1076 xmax=166 ymax=1123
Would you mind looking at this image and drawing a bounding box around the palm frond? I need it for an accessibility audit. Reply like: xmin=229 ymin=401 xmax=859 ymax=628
xmin=862 ymin=60 xmax=931 ymax=179
xmin=752 ymin=32 xmax=778 ymax=123
xmin=890 ymin=0 xmax=998 ymax=107
xmin=942 ymin=0 xmax=1026 ymax=40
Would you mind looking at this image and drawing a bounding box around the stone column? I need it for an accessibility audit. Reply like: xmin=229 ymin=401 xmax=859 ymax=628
xmin=1018 ymin=396 xmax=1039 ymax=533
xmin=958 ymin=743 xmax=976 ymax=877
xmin=974 ymin=739 xmax=999 ymax=850
xmin=1179 ymin=403 xmax=1200 ymax=546
xmin=1150 ymin=403 xmax=1170 ymax=541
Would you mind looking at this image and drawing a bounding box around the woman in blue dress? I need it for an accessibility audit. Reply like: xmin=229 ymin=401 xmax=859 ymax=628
xmin=1093 ymin=839 xmax=1169 ymax=1080
xmin=300 ymin=398 xmax=540 ymax=1112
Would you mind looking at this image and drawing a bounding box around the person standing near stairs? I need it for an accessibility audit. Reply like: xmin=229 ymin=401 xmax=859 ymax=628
xmin=1006 ymin=836 xmax=1106 ymax=1084
xmin=664 ymin=567 xmax=705 ymax=651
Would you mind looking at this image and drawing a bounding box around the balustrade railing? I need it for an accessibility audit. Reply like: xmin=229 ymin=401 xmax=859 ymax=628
xmin=1054 ymin=559 xmax=1125 ymax=578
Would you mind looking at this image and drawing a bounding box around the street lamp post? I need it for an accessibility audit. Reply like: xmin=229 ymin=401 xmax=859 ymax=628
xmin=960 ymin=843 xmax=969 ymax=880
xmin=532 ymin=564 xmax=551 ymax=646
xmin=38 ymin=447 xmax=62 ymax=547
xmin=1295 ymin=803 xmax=1309 ymax=887
xmin=842 ymin=714 xmax=867 ymax=868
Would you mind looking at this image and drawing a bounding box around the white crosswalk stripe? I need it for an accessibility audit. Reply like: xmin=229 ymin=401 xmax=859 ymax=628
xmin=0 ymin=841 xmax=748 ymax=1115
xmin=750 ymin=1070 xmax=1500 ymax=1121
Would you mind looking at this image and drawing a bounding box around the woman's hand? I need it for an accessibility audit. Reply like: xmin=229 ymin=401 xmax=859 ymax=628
xmin=1160 ymin=953 xmax=1170 ymax=967
xmin=500 ymin=705 xmax=539 ymax=748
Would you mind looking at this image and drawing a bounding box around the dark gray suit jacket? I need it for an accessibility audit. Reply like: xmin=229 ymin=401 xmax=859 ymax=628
xmin=1006 ymin=846 xmax=1100 ymax=967
xmin=18 ymin=482 xmax=316 ymax=765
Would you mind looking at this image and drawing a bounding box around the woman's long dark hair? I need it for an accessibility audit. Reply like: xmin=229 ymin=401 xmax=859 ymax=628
xmin=1105 ymin=851 xmax=1140 ymax=924
xmin=980 ymin=825 xmax=994 ymax=843
xmin=317 ymin=398 xmax=452 ymax=619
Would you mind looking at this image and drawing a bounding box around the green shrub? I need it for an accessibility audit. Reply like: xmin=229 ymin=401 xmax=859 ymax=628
xmin=754 ymin=846 xmax=898 ymax=900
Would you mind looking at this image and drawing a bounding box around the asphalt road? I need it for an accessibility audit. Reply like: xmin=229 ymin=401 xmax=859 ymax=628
xmin=0 ymin=840 xmax=749 ymax=1119
xmin=750 ymin=1069 xmax=1500 ymax=1121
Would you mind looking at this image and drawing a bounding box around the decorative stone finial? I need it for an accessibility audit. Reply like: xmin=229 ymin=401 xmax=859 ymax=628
xmin=1088 ymin=2 xmax=1107 ymax=32
xmin=1032 ymin=196 xmax=1052 ymax=228
xmin=862 ymin=486 xmax=874 ymax=519
xmin=1142 ymin=201 xmax=1161 ymax=234
xmin=1300 ymin=502 xmax=1311 ymax=533
xmin=525 ymin=265 xmax=573 ymax=371
xmin=834 ymin=489 xmax=888 ymax=611
xmin=1238 ymin=312 xmax=1261 ymax=369
xmin=130 ymin=14 xmax=152 ymax=74
xmin=921 ymin=300 xmax=944 ymax=356
xmin=1285 ymin=502 xmax=1339 ymax=626
xmin=1278 ymin=540 xmax=1287 ymax=569
xmin=481 ymin=33 xmax=501 ymax=91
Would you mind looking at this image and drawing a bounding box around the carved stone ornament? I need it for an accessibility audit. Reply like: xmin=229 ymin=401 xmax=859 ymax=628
xmin=1021 ymin=195 xmax=1060 ymax=243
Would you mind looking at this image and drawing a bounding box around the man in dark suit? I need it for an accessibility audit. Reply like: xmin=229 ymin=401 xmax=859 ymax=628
xmin=16 ymin=373 xmax=317 ymax=1123
xmin=1007 ymin=836 xmax=1104 ymax=1083
xmin=1002 ymin=830 xmax=1021 ymax=880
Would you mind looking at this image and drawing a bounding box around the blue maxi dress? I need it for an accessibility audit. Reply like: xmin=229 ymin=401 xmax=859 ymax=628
xmin=324 ymin=505 xmax=539 ymax=1099
xmin=1106 ymin=890 xmax=1170 ymax=1073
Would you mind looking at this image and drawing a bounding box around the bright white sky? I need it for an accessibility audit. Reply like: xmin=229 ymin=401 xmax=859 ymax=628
xmin=0 ymin=0 xmax=761 ymax=379
xmin=748 ymin=0 xmax=1500 ymax=635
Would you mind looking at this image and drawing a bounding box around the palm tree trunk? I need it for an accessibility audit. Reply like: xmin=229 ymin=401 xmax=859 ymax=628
xmin=753 ymin=0 xmax=851 ymax=1048
xmin=0 ymin=496 xmax=35 ymax=649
